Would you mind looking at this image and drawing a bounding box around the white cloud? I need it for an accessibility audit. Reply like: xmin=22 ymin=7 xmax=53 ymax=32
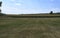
xmin=0 ymin=0 xmax=2 ymax=1
xmin=2 ymin=6 xmax=43 ymax=14
xmin=2 ymin=5 xmax=60 ymax=14
xmin=15 ymin=3 xmax=21 ymax=6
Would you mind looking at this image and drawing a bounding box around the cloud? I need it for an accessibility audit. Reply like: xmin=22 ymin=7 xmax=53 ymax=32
xmin=2 ymin=5 xmax=60 ymax=14
xmin=2 ymin=6 xmax=43 ymax=14
xmin=1 ymin=6 xmax=53 ymax=14
xmin=15 ymin=3 xmax=21 ymax=6
xmin=0 ymin=0 xmax=2 ymax=1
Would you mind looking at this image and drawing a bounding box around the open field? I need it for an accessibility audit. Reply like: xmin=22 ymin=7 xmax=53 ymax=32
xmin=0 ymin=17 xmax=60 ymax=38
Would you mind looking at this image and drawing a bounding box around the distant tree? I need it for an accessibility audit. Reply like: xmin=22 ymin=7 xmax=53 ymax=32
xmin=0 ymin=2 xmax=6 ymax=16
xmin=0 ymin=1 xmax=2 ymax=7
xmin=0 ymin=1 xmax=2 ymax=15
xmin=50 ymin=11 xmax=53 ymax=14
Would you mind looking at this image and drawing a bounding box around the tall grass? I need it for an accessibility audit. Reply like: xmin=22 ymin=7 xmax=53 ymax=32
xmin=0 ymin=18 xmax=60 ymax=38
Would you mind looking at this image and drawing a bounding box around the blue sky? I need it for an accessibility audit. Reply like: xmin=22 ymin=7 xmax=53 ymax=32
xmin=0 ymin=0 xmax=60 ymax=14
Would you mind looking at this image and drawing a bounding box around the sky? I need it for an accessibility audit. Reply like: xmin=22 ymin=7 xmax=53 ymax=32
xmin=0 ymin=0 xmax=60 ymax=14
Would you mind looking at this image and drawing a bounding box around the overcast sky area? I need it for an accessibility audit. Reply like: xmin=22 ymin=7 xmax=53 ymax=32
xmin=0 ymin=0 xmax=60 ymax=14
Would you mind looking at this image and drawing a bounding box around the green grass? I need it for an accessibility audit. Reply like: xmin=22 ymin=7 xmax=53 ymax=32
xmin=0 ymin=18 xmax=60 ymax=38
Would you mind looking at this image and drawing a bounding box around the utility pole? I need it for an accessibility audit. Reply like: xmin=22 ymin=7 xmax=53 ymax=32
xmin=0 ymin=1 xmax=2 ymax=13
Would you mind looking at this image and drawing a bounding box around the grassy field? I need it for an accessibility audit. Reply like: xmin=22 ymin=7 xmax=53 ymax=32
xmin=0 ymin=18 xmax=60 ymax=38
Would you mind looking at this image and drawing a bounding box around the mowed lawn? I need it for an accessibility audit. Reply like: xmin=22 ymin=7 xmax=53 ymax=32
xmin=0 ymin=18 xmax=60 ymax=38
